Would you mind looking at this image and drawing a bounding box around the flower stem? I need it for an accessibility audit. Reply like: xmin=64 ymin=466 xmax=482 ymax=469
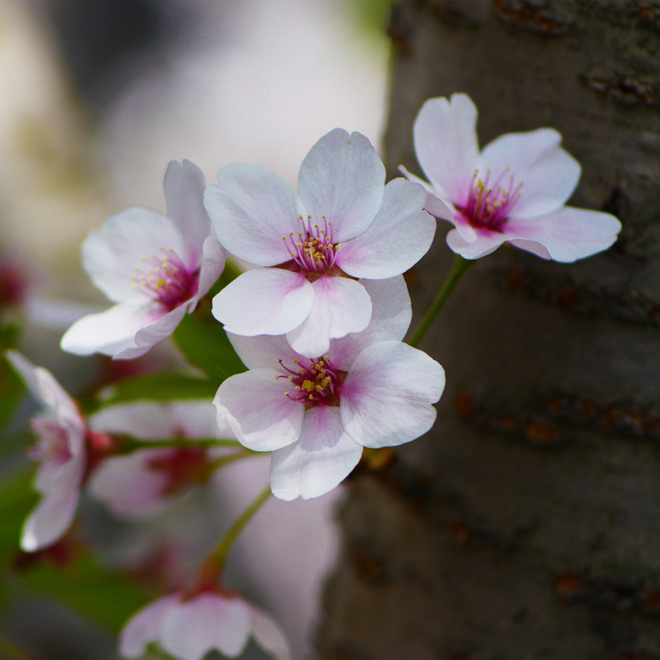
xmin=117 ymin=436 xmax=242 ymax=454
xmin=199 ymin=485 xmax=271 ymax=584
xmin=408 ymin=254 xmax=473 ymax=348
xmin=199 ymin=449 xmax=257 ymax=481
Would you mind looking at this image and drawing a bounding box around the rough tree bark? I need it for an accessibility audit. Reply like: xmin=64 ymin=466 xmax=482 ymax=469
xmin=318 ymin=1 xmax=660 ymax=658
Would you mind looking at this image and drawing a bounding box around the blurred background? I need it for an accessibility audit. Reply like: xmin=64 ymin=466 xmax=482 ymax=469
xmin=0 ymin=0 xmax=392 ymax=658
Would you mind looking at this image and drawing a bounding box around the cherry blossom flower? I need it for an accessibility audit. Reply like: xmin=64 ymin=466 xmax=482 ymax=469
xmin=205 ymin=128 xmax=438 ymax=358
xmin=5 ymin=351 xmax=91 ymax=551
xmin=88 ymin=402 xmax=229 ymax=519
xmin=61 ymin=160 xmax=226 ymax=359
xmin=402 ymin=93 xmax=621 ymax=261
xmin=213 ymin=277 xmax=445 ymax=500
xmin=120 ymin=587 xmax=290 ymax=660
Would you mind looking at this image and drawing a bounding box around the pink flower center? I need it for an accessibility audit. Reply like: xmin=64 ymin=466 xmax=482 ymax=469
xmin=28 ymin=420 xmax=72 ymax=465
xmin=131 ymin=248 xmax=199 ymax=311
xmin=282 ymin=215 xmax=339 ymax=275
xmin=461 ymin=169 xmax=522 ymax=232
xmin=278 ymin=356 xmax=341 ymax=405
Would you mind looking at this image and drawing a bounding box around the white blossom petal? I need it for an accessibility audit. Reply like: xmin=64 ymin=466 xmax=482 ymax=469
xmin=270 ymin=405 xmax=362 ymax=501
xmin=329 ymin=277 xmax=411 ymax=370
xmin=399 ymin=165 xmax=454 ymax=222
xmin=249 ymin=605 xmax=292 ymax=660
xmin=445 ymin=227 xmax=508 ymax=260
xmin=297 ymin=129 xmax=385 ymax=243
xmin=129 ymin=304 xmax=190 ymax=359
xmin=336 ymin=178 xmax=436 ymax=279
xmin=21 ymin=455 xmax=84 ymax=551
xmin=228 ymin=333 xmax=300 ymax=372
xmin=480 ymin=128 xmax=581 ymax=219
xmin=505 ymin=206 xmax=622 ymax=262
xmin=164 ymin=160 xmax=211 ymax=264
xmin=119 ymin=593 xmax=182 ymax=659
xmin=340 ymin=341 xmax=445 ymax=449
xmin=214 ymin=369 xmax=303 ymax=451
xmin=286 ymin=276 xmax=372 ymax=358
xmin=206 ymin=163 xmax=304 ymax=266
xmin=161 ymin=592 xmax=251 ymax=660
xmin=82 ymin=210 xmax=186 ymax=304
xmin=196 ymin=234 xmax=227 ymax=301
xmin=60 ymin=303 xmax=164 ymax=358
xmin=213 ymin=268 xmax=314 ymax=337
xmin=413 ymin=93 xmax=480 ymax=206
xmin=88 ymin=450 xmax=171 ymax=520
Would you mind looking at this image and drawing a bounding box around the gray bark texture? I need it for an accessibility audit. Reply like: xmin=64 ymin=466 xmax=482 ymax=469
xmin=318 ymin=1 xmax=660 ymax=659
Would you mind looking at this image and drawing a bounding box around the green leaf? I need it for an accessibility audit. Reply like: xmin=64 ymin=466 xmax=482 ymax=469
xmin=172 ymin=312 xmax=245 ymax=385
xmin=18 ymin=555 xmax=153 ymax=632
xmin=94 ymin=372 xmax=219 ymax=411
xmin=0 ymin=352 xmax=26 ymax=433
xmin=0 ymin=468 xmax=37 ymax=561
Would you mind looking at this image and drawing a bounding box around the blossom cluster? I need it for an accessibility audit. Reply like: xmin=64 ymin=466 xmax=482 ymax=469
xmin=6 ymin=93 xmax=621 ymax=660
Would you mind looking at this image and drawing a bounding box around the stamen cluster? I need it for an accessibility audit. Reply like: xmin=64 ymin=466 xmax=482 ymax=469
xmin=278 ymin=356 xmax=339 ymax=404
xmin=463 ymin=169 xmax=522 ymax=232
xmin=282 ymin=215 xmax=339 ymax=274
xmin=131 ymin=248 xmax=198 ymax=310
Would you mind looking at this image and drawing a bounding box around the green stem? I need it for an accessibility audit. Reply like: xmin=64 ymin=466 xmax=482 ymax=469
xmin=199 ymin=450 xmax=257 ymax=481
xmin=117 ymin=436 xmax=242 ymax=454
xmin=200 ymin=485 xmax=271 ymax=583
xmin=408 ymin=254 xmax=473 ymax=348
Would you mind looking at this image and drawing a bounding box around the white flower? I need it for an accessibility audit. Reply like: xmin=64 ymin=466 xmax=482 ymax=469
xmin=205 ymin=128 xmax=438 ymax=358
xmin=120 ymin=588 xmax=290 ymax=660
xmin=214 ymin=277 xmax=445 ymax=500
xmin=88 ymin=402 xmax=227 ymax=520
xmin=61 ymin=160 xmax=226 ymax=359
xmin=6 ymin=351 xmax=88 ymax=551
xmin=403 ymin=93 xmax=622 ymax=261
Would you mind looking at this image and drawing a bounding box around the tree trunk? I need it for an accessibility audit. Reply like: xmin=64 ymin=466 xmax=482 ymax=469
xmin=318 ymin=1 xmax=660 ymax=658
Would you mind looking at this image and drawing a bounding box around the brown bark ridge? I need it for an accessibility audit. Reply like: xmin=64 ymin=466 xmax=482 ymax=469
xmin=318 ymin=2 xmax=660 ymax=659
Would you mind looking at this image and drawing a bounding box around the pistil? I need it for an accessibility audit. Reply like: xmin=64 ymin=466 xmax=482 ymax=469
xmin=462 ymin=169 xmax=522 ymax=231
xmin=282 ymin=215 xmax=339 ymax=274
xmin=278 ymin=356 xmax=339 ymax=404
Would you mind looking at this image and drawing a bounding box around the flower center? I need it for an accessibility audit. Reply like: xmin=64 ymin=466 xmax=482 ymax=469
xmin=28 ymin=420 xmax=72 ymax=466
xmin=461 ymin=168 xmax=522 ymax=231
xmin=131 ymin=248 xmax=198 ymax=311
xmin=282 ymin=215 xmax=339 ymax=275
xmin=278 ymin=356 xmax=340 ymax=405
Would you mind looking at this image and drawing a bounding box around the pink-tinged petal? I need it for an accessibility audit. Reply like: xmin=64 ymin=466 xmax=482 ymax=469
xmin=164 ymin=159 xmax=211 ymax=265
xmin=480 ymin=128 xmax=581 ymax=218
xmin=228 ymin=333 xmax=300 ymax=372
xmin=91 ymin=403 xmax=183 ymax=438
xmin=336 ymin=178 xmax=435 ymax=279
xmin=169 ymin=402 xmax=227 ymax=439
xmin=297 ymin=129 xmax=385 ymax=242
xmin=249 ymin=605 xmax=292 ymax=660
xmin=82 ymin=209 xmax=185 ymax=304
xmin=214 ymin=370 xmax=303 ymax=451
xmin=128 ymin=303 xmax=190 ymax=359
xmin=270 ymin=405 xmax=362 ymax=501
xmin=161 ymin=592 xmax=251 ymax=660
xmin=119 ymin=593 xmax=182 ymax=659
xmin=205 ymin=163 xmax=304 ymax=266
xmin=21 ymin=456 xmax=84 ymax=551
xmin=6 ymin=351 xmax=85 ymax=441
xmin=399 ymin=165 xmax=454 ymax=222
xmin=213 ymin=269 xmax=314 ymax=337
xmin=413 ymin=93 xmax=480 ymax=206
xmin=60 ymin=303 xmax=163 ymax=358
xmin=286 ymin=276 xmax=372 ymax=358
xmin=340 ymin=341 xmax=445 ymax=449
xmin=88 ymin=450 xmax=171 ymax=519
xmin=195 ymin=235 xmax=226 ymax=301
xmin=446 ymin=227 xmax=508 ymax=260
xmin=330 ymin=277 xmax=411 ymax=370
xmin=505 ymin=206 xmax=622 ymax=262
